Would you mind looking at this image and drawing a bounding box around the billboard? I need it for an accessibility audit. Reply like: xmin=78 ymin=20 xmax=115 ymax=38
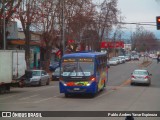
xmin=101 ymin=41 xmax=124 ymax=49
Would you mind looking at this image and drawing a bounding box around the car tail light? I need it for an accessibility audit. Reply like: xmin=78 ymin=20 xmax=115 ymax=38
xmin=90 ymin=76 xmax=96 ymax=81
xmin=131 ymin=75 xmax=135 ymax=78
xmin=144 ymin=76 xmax=149 ymax=79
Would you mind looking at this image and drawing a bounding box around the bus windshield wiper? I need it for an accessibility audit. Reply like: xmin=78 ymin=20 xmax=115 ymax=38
xmin=68 ymin=67 xmax=77 ymax=76
xmin=79 ymin=65 xmax=85 ymax=76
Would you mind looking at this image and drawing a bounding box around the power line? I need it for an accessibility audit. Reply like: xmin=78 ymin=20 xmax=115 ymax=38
xmin=118 ymin=22 xmax=156 ymax=26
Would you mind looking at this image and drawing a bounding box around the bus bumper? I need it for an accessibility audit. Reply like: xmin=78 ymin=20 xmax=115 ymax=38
xmin=59 ymin=82 xmax=97 ymax=94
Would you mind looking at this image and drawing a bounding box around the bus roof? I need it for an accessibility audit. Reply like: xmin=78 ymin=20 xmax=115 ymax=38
xmin=63 ymin=52 xmax=106 ymax=58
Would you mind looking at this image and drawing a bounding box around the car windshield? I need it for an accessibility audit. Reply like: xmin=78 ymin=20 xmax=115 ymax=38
xmin=110 ymin=58 xmax=117 ymax=61
xmin=55 ymin=68 xmax=60 ymax=73
xmin=32 ymin=71 xmax=41 ymax=76
xmin=61 ymin=61 xmax=94 ymax=76
xmin=133 ymin=71 xmax=148 ymax=75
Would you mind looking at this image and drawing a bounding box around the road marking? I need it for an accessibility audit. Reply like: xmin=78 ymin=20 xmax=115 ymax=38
xmin=112 ymin=79 xmax=131 ymax=90
xmin=19 ymin=94 xmax=39 ymax=100
xmin=30 ymin=86 xmax=57 ymax=92
xmin=0 ymin=97 xmax=54 ymax=104
xmin=0 ymin=101 xmax=35 ymax=104
xmin=0 ymin=95 xmax=18 ymax=100
xmin=0 ymin=85 xmax=57 ymax=100
xmin=33 ymin=97 xmax=53 ymax=103
xmin=96 ymin=79 xmax=131 ymax=99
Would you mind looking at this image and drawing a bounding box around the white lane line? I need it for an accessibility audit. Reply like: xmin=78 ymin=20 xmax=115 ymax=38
xmin=0 ymin=86 xmax=57 ymax=100
xmin=0 ymin=101 xmax=35 ymax=104
xmin=19 ymin=94 xmax=39 ymax=100
xmin=31 ymin=86 xmax=58 ymax=92
xmin=0 ymin=95 xmax=18 ymax=100
xmin=33 ymin=97 xmax=53 ymax=103
xmin=0 ymin=97 xmax=54 ymax=104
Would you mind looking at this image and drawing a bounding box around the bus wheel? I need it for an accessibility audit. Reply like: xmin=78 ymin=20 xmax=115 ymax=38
xmin=65 ymin=93 xmax=70 ymax=98
xmin=89 ymin=93 xmax=95 ymax=98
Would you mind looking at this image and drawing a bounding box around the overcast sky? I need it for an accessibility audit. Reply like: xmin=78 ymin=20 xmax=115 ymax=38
xmin=94 ymin=0 xmax=160 ymax=39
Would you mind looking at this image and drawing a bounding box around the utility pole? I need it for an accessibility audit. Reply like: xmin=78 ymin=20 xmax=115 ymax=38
xmin=3 ymin=4 xmax=6 ymax=50
xmin=0 ymin=0 xmax=6 ymax=50
xmin=61 ymin=0 xmax=65 ymax=55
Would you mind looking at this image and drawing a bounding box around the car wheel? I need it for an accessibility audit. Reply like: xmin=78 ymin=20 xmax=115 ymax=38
xmin=38 ymin=80 xmax=41 ymax=86
xmin=65 ymin=93 xmax=70 ymax=98
xmin=147 ymin=82 xmax=151 ymax=86
xmin=46 ymin=79 xmax=50 ymax=85
xmin=131 ymin=82 xmax=134 ymax=86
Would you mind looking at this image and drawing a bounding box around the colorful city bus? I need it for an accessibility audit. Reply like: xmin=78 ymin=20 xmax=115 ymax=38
xmin=59 ymin=52 xmax=108 ymax=97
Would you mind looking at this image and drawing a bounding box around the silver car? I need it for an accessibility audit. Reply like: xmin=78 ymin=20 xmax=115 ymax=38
xmin=108 ymin=57 xmax=119 ymax=65
xmin=25 ymin=70 xmax=50 ymax=86
xmin=116 ymin=57 xmax=123 ymax=64
xmin=118 ymin=56 xmax=126 ymax=63
xmin=131 ymin=69 xmax=151 ymax=86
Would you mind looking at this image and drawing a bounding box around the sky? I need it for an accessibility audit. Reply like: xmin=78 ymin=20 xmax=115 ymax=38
xmin=94 ymin=0 xmax=160 ymax=39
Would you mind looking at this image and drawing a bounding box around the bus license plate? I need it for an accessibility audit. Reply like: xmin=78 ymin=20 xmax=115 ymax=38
xmin=74 ymin=88 xmax=80 ymax=91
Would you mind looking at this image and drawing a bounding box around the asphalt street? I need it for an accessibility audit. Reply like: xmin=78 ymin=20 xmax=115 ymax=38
xmin=0 ymin=58 xmax=160 ymax=120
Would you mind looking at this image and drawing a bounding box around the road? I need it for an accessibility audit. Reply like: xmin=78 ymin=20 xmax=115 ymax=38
xmin=0 ymin=58 xmax=160 ymax=120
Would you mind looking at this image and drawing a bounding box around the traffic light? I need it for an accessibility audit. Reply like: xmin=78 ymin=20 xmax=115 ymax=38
xmin=156 ymin=16 xmax=160 ymax=30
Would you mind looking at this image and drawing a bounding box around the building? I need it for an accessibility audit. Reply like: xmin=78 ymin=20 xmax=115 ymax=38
xmin=6 ymin=21 xmax=41 ymax=69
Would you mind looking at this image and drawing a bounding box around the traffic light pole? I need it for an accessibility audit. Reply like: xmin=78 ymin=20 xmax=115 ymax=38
xmin=156 ymin=16 xmax=160 ymax=30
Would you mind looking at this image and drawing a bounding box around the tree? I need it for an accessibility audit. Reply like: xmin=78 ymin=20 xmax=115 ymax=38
xmin=64 ymin=0 xmax=96 ymax=51
xmin=32 ymin=0 xmax=61 ymax=71
xmin=94 ymin=0 xmax=119 ymax=51
xmin=16 ymin=0 xmax=40 ymax=70
xmin=0 ymin=0 xmax=22 ymax=49
xmin=131 ymin=25 xmax=158 ymax=52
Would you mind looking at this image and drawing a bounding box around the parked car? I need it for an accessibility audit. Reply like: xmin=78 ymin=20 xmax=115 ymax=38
xmin=115 ymin=57 xmax=123 ymax=64
xmin=130 ymin=69 xmax=152 ymax=86
xmin=133 ymin=55 xmax=139 ymax=60
xmin=49 ymin=61 xmax=60 ymax=72
xmin=108 ymin=57 xmax=119 ymax=65
xmin=52 ymin=67 xmax=61 ymax=80
xmin=131 ymin=55 xmax=135 ymax=60
xmin=124 ymin=55 xmax=131 ymax=61
xmin=24 ymin=70 xmax=50 ymax=86
xmin=118 ymin=56 xmax=126 ymax=63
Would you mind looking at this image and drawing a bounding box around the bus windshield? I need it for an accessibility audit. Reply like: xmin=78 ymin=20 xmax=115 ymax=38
xmin=61 ymin=58 xmax=94 ymax=76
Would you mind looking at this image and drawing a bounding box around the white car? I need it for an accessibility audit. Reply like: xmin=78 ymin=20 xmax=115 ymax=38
xmin=114 ymin=57 xmax=123 ymax=64
xmin=25 ymin=70 xmax=50 ymax=86
xmin=108 ymin=57 xmax=119 ymax=65
xmin=118 ymin=56 xmax=126 ymax=63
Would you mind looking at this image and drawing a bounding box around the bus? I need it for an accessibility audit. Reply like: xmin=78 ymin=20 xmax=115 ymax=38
xmin=59 ymin=52 xmax=108 ymax=97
